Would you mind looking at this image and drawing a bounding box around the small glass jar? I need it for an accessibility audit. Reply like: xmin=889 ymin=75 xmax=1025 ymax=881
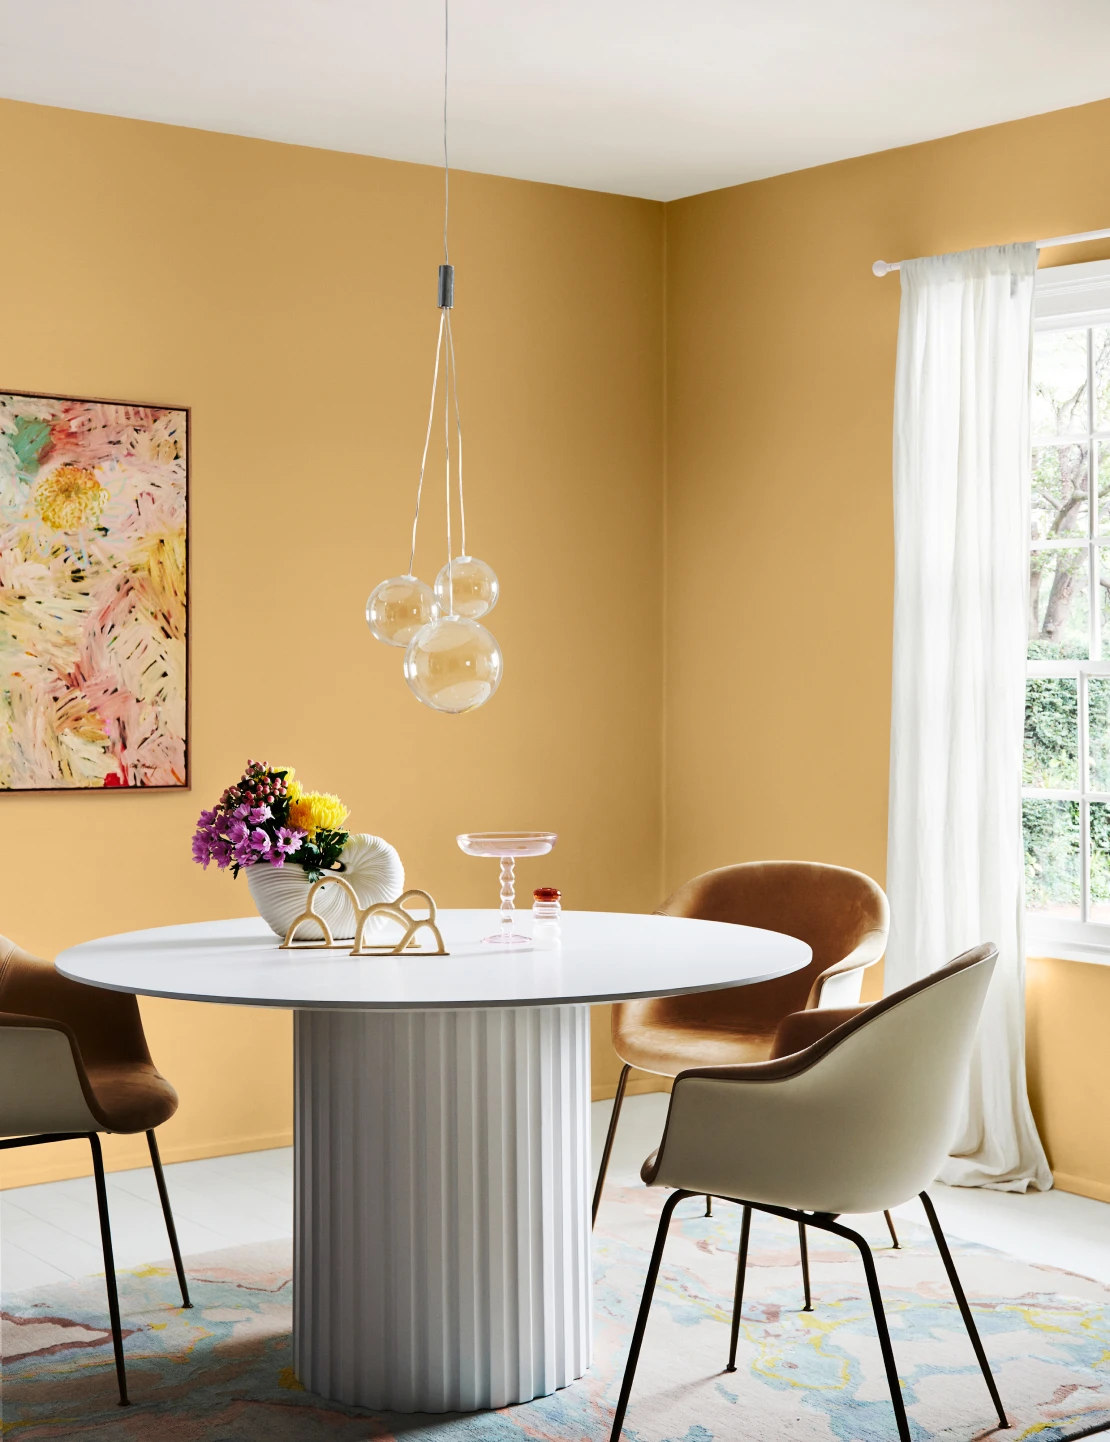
xmin=532 ymin=887 xmax=562 ymax=949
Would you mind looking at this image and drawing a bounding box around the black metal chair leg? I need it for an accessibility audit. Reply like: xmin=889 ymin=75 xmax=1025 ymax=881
xmin=146 ymin=1130 xmax=192 ymax=1308
xmin=725 ymin=1204 xmax=751 ymax=1371
xmin=592 ymin=1063 xmax=631 ymax=1228
xmin=798 ymin=1220 xmax=813 ymax=1311
xmin=705 ymin=1195 xmax=713 ymax=1216
xmin=835 ymin=1220 xmax=911 ymax=1442
xmin=919 ymin=1191 xmax=1009 ymax=1429
xmin=89 ymin=1134 xmax=130 ymax=1407
xmin=884 ymin=1209 xmax=901 ymax=1249
xmin=609 ymin=1188 xmax=692 ymax=1441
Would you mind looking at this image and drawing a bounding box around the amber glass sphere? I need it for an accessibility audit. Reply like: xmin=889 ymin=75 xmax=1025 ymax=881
xmin=365 ymin=574 xmax=436 ymax=647
xmin=434 ymin=556 xmax=499 ymax=620
xmin=403 ymin=615 xmax=503 ymax=713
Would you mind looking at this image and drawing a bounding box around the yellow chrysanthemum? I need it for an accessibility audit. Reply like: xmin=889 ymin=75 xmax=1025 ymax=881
xmin=32 ymin=465 xmax=109 ymax=531
xmin=288 ymin=790 xmax=349 ymax=838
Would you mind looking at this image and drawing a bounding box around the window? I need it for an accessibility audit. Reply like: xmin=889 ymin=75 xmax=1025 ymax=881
xmin=1025 ymin=259 xmax=1110 ymax=960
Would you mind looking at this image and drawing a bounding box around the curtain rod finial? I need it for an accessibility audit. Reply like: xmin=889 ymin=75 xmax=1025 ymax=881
xmin=873 ymin=259 xmax=894 ymax=277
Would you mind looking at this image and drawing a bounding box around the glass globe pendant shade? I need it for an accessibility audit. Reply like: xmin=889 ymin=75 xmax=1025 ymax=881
xmin=434 ymin=555 xmax=499 ymax=620
xmin=365 ymin=574 xmax=436 ymax=647
xmin=403 ymin=614 xmax=503 ymax=714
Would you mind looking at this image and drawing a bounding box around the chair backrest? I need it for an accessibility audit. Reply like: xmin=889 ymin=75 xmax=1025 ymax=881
xmin=652 ymin=944 xmax=997 ymax=1216
xmin=616 ymin=862 xmax=889 ymax=1042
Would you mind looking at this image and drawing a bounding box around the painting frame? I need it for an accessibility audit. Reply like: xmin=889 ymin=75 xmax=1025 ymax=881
xmin=0 ymin=388 xmax=191 ymax=794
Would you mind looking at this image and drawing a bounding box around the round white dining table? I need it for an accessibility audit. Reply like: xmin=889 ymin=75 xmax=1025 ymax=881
xmin=57 ymin=908 xmax=810 ymax=1415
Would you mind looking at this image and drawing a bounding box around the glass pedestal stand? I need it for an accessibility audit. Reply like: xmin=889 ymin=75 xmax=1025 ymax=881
xmin=456 ymin=832 xmax=558 ymax=946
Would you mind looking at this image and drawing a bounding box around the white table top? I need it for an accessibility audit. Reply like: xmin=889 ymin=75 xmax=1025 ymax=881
xmin=56 ymin=910 xmax=811 ymax=1012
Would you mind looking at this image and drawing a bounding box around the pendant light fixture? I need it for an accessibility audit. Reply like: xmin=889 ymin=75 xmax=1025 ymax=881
xmin=366 ymin=0 xmax=502 ymax=714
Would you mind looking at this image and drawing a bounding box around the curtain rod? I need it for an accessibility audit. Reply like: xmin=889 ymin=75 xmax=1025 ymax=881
xmin=872 ymin=227 xmax=1110 ymax=276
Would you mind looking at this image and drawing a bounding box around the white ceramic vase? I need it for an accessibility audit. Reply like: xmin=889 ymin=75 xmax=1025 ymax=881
xmin=247 ymin=834 xmax=405 ymax=942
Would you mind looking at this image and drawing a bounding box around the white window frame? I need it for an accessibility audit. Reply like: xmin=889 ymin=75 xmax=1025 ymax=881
xmin=1026 ymin=257 xmax=1110 ymax=965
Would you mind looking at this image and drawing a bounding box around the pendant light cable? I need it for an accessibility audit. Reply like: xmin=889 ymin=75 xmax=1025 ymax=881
xmin=407 ymin=0 xmax=466 ymax=584
xmin=443 ymin=0 xmax=450 ymax=265
xmin=444 ymin=288 xmax=454 ymax=614
xmin=447 ymin=312 xmax=466 ymax=557
xmin=408 ymin=312 xmax=445 ymax=577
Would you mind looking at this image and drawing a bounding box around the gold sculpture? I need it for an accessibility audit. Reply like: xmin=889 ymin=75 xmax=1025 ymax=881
xmin=280 ymin=876 xmax=448 ymax=956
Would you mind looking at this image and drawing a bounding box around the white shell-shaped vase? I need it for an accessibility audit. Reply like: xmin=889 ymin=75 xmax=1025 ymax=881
xmin=247 ymin=833 xmax=405 ymax=942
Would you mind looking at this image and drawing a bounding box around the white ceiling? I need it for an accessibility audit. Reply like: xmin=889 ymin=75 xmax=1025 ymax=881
xmin=1 ymin=1 xmax=1109 ymax=202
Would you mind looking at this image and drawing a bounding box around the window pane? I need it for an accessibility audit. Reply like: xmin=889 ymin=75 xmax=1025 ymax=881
xmin=1023 ymin=678 xmax=1078 ymax=788
xmin=1101 ymin=549 xmax=1110 ymax=660
xmin=1023 ymin=798 xmax=1081 ymax=917
xmin=1095 ymin=326 xmax=1110 ymax=432
xmin=1091 ymin=802 xmax=1110 ymax=922
xmin=1092 ymin=677 xmax=1110 ymax=791
xmin=1029 ymin=548 xmax=1089 ymax=659
xmin=1032 ymin=329 xmax=1088 ymax=438
xmin=1031 ymin=443 xmax=1089 ymax=541
xmin=1097 ymin=442 xmax=1110 ymax=536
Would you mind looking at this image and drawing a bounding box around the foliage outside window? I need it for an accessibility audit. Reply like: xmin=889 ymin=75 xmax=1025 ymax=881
xmin=1023 ymin=324 xmax=1110 ymax=930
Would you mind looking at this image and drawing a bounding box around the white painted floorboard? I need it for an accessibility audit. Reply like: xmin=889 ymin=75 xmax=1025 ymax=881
xmin=2 ymin=1095 xmax=1108 ymax=1296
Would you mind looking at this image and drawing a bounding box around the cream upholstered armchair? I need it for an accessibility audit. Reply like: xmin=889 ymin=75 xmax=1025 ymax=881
xmin=609 ymin=944 xmax=1007 ymax=1442
xmin=0 ymin=934 xmax=192 ymax=1407
xmin=594 ymin=861 xmax=894 ymax=1264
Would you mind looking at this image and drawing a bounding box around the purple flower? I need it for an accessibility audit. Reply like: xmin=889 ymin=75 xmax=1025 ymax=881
xmin=233 ymin=839 xmax=256 ymax=868
xmin=249 ymin=828 xmax=271 ymax=855
xmin=275 ymin=827 xmax=304 ymax=855
xmin=233 ymin=803 xmax=251 ymax=820
xmin=227 ymin=819 xmax=249 ymax=846
xmin=249 ymin=805 xmax=271 ymax=824
xmin=191 ymin=831 xmax=213 ymax=867
xmin=268 ymin=851 xmax=286 ymax=868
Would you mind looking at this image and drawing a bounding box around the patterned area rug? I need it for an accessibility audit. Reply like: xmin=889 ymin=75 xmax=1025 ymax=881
xmin=3 ymin=1185 xmax=1110 ymax=1440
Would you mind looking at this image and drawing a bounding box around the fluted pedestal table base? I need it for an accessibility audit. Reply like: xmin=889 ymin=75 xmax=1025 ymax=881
xmin=293 ymin=1005 xmax=592 ymax=1413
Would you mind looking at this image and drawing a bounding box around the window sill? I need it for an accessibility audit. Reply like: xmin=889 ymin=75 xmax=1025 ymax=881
xmin=1026 ymin=936 xmax=1110 ymax=966
xmin=1026 ymin=917 xmax=1110 ymax=966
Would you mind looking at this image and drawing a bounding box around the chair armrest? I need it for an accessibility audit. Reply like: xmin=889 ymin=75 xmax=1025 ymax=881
xmin=805 ymin=926 xmax=886 ymax=1009
xmin=770 ymin=1006 xmax=867 ymax=1059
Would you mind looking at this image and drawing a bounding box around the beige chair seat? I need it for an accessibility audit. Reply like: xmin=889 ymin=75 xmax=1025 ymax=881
xmin=609 ymin=947 xmax=1010 ymax=1442
xmin=0 ymin=933 xmax=191 ymax=1408
xmin=612 ymin=1021 xmax=773 ymax=1075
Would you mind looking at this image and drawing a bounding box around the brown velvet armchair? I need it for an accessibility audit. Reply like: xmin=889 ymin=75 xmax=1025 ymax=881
xmin=0 ymin=934 xmax=191 ymax=1406
xmin=593 ymin=862 xmax=893 ymax=1256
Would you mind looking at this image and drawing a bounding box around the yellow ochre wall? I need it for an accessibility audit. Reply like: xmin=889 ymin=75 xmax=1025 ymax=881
xmin=664 ymin=95 xmax=1110 ymax=1199
xmin=0 ymin=98 xmax=665 ymax=1186
xmin=5 ymin=91 xmax=1110 ymax=1200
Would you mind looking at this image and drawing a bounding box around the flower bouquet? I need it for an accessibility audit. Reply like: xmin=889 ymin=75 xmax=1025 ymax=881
xmin=191 ymin=760 xmax=350 ymax=880
xmin=192 ymin=760 xmax=404 ymax=941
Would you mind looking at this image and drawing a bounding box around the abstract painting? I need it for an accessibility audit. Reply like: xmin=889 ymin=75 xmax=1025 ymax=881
xmin=0 ymin=393 xmax=188 ymax=790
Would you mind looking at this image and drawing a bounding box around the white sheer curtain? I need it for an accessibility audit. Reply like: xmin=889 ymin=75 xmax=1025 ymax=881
xmin=886 ymin=242 xmax=1052 ymax=1191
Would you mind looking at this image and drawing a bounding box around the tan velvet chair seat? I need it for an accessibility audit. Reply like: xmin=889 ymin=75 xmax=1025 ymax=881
xmin=0 ymin=937 xmax=178 ymax=1135
xmin=612 ymin=1020 xmax=776 ymax=1075
xmin=613 ymin=861 xmax=889 ymax=1075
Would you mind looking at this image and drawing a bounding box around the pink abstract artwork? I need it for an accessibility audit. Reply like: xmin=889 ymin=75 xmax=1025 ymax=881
xmin=0 ymin=394 xmax=188 ymax=790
